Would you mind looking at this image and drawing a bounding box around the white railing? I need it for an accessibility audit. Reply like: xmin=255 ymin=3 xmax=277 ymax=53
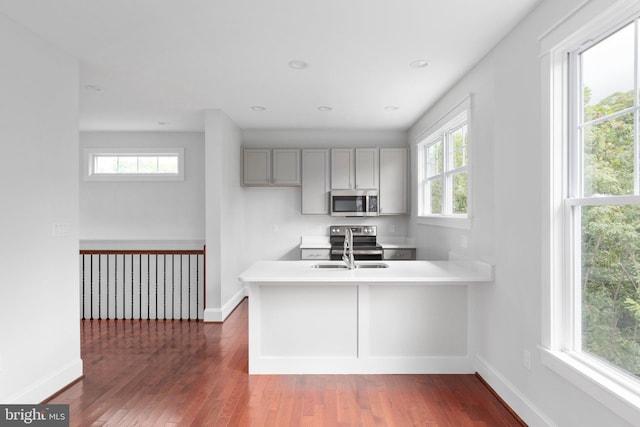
xmin=79 ymin=248 xmax=205 ymax=320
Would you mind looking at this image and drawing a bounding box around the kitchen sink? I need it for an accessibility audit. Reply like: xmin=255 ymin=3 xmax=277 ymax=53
xmin=311 ymin=263 xmax=348 ymax=269
xmin=310 ymin=262 xmax=389 ymax=269
xmin=355 ymin=263 xmax=389 ymax=269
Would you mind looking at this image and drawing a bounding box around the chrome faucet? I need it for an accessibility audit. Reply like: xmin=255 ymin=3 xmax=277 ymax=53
xmin=342 ymin=227 xmax=355 ymax=269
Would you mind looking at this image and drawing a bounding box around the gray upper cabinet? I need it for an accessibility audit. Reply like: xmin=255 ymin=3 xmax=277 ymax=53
xmin=355 ymin=148 xmax=379 ymax=190
xmin=301 ymin=149 xmax=330 ymax=214
xmin=330 ymin=148 xmax=379 ymax=190
xmin=245 ymin=146 xmax=407 ymax=216
xmin=379 ymin=148 xmax=408 ymax=215
xmin=330 ymin=148 xmax=354 ymax=190
xmin=243 ymin=148 xmax=301 ymax=186
xmin=243 ymin=148 xmax=271 ymax=185
xmin=272 ymin=149 xmax=301 ymax=185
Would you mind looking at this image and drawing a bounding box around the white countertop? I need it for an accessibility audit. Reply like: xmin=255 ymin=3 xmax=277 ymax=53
xmin=239 ymin=259 xmax=493 ymax=284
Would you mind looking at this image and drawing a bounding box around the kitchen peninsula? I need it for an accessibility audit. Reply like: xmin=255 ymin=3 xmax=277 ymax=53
xmin=239 ymin=258 xmax=493 ymax=374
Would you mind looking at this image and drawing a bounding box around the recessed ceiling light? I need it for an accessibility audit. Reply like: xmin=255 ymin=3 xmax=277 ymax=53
xmin=251 ymin=106 xmax=266 ymax=111
xmin=384 ymin=106 xmax=399 ymax=111
xmin=409 ymin=60 xmax=429 ymax=68
xmin=288 ymin=60 xmax=309 ymax=70
xmin=318 ymin=106 xmax=333 ymax=111
xmin=84 ymin=84 xmax=103 ymax=92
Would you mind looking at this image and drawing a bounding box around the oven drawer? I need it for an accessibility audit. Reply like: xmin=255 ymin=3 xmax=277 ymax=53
xmin=301 ymin=248 xmax=331 ymax=260
xmin=383 ymin=248 xmax=416 ymax=260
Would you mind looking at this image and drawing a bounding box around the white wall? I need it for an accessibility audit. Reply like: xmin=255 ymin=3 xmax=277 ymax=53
xmin=0 ymin=14 xmax=82 ymax=403
xmin=409 ymin=0 xmax=636 ymax=425
xmin=204 ymin=110 xmax=247 ymax=320
xmin=79 ymin=131 xmax=205 ymax=244
xmin=409 ymin=57 xmax=496 ymax=263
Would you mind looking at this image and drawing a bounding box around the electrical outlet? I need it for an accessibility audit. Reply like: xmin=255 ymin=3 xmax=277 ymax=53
xmin=460 ymin=235 xmax=468 ymax=249
xmin=272 ymin=224 xmax=279 ymax=232
xmin=523 ymin=349 xmax=531 ymax=371
xmin=390 ymin=224 xmax=396 ymax=233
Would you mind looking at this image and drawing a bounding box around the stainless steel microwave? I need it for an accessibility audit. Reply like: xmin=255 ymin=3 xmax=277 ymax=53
xmin=330 ymin=190 xmax=379 ymax=217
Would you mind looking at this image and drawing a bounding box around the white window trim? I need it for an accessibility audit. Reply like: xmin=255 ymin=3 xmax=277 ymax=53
xmin=541 ymin=0 xmax=640 ymax=424
xmin=84 ymin=147 xmax=185 ymax=181
xmin=415 ymin=95 xmax=472 ymax=229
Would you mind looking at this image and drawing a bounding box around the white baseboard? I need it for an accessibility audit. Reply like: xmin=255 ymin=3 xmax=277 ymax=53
xmin=203 ymin=286 xmax=247 ymax=322
xmin=5 ymin=359 xmax=83 ymax=404
xmin=475 ymin=354 xmax=555 ymax=427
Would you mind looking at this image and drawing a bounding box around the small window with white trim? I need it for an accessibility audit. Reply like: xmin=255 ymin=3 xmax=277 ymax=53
xmin=417 ymin=103 xmax=469 ymax=220
xmin=84 ymin=148 xmax=184 ymax=181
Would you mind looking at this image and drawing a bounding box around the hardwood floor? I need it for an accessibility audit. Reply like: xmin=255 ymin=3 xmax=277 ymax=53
xmin=46 ymin=298 xmax=524 ymax=426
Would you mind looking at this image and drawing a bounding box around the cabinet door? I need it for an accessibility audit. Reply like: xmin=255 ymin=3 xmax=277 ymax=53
xmin=243 ymin=148 xmax=271 ymax=185
xmin=272 ymin=149 xmax=301 ymax=186
xmin=383 ymin=248 xmax=415 ymax=260
xmin=302 ymin=149 xmax=330 ymax=214
xmin=300 ymin=248 xmax=331 ymax=260
xmin=330 ymin=148 xmax=354 ymax=189
xmin=355 ymin=148 xmax=379 ymax=190
xmin=379 ymin=148 xmax=407 ymax=215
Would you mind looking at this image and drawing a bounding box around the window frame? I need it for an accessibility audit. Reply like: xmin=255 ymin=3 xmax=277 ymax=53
xmin=416 ymin=96 xmax=471 ymax=229
xmin=84 ymin=147 xmax=185 ymax=181
xmin=542 ymin=1 xmax=640 ymax=423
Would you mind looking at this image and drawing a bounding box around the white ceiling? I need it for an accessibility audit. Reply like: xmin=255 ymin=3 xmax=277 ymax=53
xmin=0 ymin=0 xmax=541 ymax=131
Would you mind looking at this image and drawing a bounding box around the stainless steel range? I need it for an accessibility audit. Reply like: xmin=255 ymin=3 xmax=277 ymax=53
xmin=329 ymin=225 xmax=383 ymax=261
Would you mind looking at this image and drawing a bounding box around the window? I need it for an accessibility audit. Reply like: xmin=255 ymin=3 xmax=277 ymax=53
xmin=85 ymin=147 xmax=184 ymax=181
xmin=542 ymin=3 xmax=640 ymax=420
xmin=417 ymin=99 xmax=470 ymax=223
xmin=567 ymin=17 xmax=640 ymax=382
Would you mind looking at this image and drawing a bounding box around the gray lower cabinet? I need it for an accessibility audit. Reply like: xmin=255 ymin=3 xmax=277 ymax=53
xmin=300 ymin=248 xmax=331 ymax=260
xmin=383 ymin=248 xmax=416 ymax=260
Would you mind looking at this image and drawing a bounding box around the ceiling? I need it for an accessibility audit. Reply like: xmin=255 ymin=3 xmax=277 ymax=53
xmin=0 ymin=0 xmax=541 ymax=131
